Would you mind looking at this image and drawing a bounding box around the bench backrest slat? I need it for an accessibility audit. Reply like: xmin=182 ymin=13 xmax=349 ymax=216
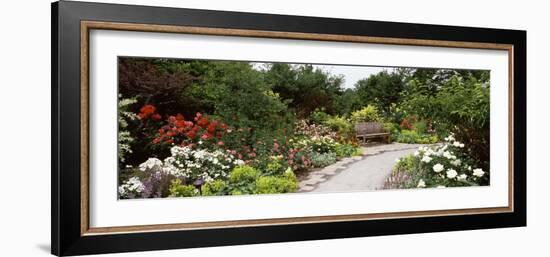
xmin=355 ymin=122 xmax=385 ymax=134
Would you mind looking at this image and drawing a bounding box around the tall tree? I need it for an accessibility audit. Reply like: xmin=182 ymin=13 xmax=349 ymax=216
xmin=335 ymin=88 xmax=362 ymax=116
xmin=264 ymin=63 xmax=344 ymax=117
xmin=355 ymin=70 xmax=406 ymax=115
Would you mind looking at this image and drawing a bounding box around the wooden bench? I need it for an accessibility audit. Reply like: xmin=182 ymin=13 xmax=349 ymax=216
xmin=355 ymin=122 xmax=390 ymax=144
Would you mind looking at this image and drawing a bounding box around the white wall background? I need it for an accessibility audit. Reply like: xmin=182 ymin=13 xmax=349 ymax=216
xmin=0 ymin=0 xmax=546 ymax=256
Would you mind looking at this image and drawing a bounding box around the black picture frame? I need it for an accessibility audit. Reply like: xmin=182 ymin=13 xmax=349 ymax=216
xmin=51 ymin=1 xmax=526 ymax=256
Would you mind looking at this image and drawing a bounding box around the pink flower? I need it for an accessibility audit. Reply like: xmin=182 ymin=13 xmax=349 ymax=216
xmin=201 ymin=132 xmax=213 ymax=140
xmin=194 ymin=112 xmax=202 ymax=121
xmin=151 ymin=113 xmax=162 ymax=121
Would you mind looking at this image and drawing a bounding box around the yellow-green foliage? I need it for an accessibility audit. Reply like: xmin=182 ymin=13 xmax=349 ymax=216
xmin=283 ymin=168 xmax=297 ymax=181
xmin=170 ymin=165 xmax=299 ymax=197
xmin=229 ymin=165 xmax=260 ymax=183
xmin=228 ymin=165 xmax=261 ymax=195
xmin=393 ymin=154 xmax=416 ymax=175
xmin=201 ymin=180 xmax=227 ymax=196
xmin=254 ymin=169 xmax=298 ymax=194
xmin=265 ymin=159 xmax=284 ymax=176
xmin=169 ymin=179 xmax=199 ymax=197
xmin=396 ymin=130 xmax=438 ymax=144
xmin=324 ymin=116 xmax=352 ymax=134
xmin=351 ymin=105 xmax=381 ymax=123
xmin=334 ymin=143 xmax=359 ymax=158
xmin=254 ymin=177 xmax=297 ymax=194
xmin=353 ymin=147 xmax=364 ymax=156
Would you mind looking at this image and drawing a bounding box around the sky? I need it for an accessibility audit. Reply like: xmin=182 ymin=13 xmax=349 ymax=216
xmin=252 ymin=62 xmax=394 ymax=89
xmin=314 ymin=65 xmax=393 ymax=89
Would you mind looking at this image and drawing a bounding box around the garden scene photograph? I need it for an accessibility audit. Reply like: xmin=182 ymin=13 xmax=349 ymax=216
xmin=117 ymin=57 xmax=490 ymax=199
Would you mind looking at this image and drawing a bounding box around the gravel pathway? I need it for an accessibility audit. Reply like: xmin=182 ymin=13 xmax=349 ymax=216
xmin=299 ymin=143 xmax=425 ymax=193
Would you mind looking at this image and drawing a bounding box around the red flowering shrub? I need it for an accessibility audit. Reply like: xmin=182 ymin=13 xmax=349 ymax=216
xmin=152 ymin=112 xmax=218 ymax=146
xmin=197 ymin=117 xmax=209 ymax=128
xmin=287 ymin=147 xmax=312 ymax=171
xmin=151 ymin=113 xmax=162 ymax=121
xmin=400 ymin=118 xmax=411 ymax=130
xmin=294 ymin=119 xmax=337 ymax=139
xmin=139 ymin=107 xmax=315 ymax=173
xmin=146 ymin=112 xmax=255 ymax=162
xmin=400 ymin=117 xmax=417 ymax=130
xmin=138 ymin=104 xmax=157 ymax=120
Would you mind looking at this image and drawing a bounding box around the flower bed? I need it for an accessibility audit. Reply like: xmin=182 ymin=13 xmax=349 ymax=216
xmin=383 ymin=134 xmax=488 ymax=189
xmin=118 ymin=104 xmax=362 ymax=199
xmin=116 ymin=59 xmax=490 ymax=198
xmin=119 ymin=144 xmax=300 ymax=198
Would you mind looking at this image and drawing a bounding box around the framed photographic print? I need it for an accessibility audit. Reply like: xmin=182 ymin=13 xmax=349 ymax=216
xmin=51 ymin=1 xmax=526 ymax=256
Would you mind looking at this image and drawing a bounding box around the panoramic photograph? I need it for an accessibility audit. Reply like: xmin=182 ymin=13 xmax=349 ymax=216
xmin=117 ymin=57 xmax=490 ymax=199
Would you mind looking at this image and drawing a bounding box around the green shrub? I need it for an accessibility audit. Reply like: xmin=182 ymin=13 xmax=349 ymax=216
xmin=334 ymin=143 xmax=358 ymax=158
xmin=229 ymin=165 xmax=260 ymax=182
xmin=400 ymin=74 xmax=490 ymax=170
xmin=311 ymin=152 xmax=337 ymax=167
xmin=396 ymin=130 xmax=438 ymax=144
xmin=396 ymin=130 xmax=421 ymax=144
xmin=226 ymin=165 xmax=299 ymax=195
xmin=353 ymin=147 xmax=364 ymax=156
xmin=309 ymin=108 xmax=330 ymax=124
xmin=383 ymin=122 xmax=400 ymax=142
xmin=309 ymin=136 xmax=337 ymax=154
xmin=283 ymin=167 xmax=297 ymax=180
xmin=417 ymin=135 xmax=438 ymax=144
xmin=350 ymin=105 xmax=381 ymax=123
xmin=253 ymin=155 xmax=290 ymax=177
xmin=228 ymin=165 xmax=261 ymax=195
xmin=266 ymin=160 xmax=283 ymax=175
xmin=393 ymin=154 xmax=416 ymax=174
xmin=117 ymin=97 xmax=138 ymax=165
xmin=323 ymin=116 xmax=352 ymax=136
xmin=413 ymin=120 xmax=428 ymax=134
xmin=385 ymin=138 xmax=487 ymax=189
xmin=201 ymin=180 xmax=227 ymax=196
xmin=259 ymin=156 xmax=290 ymax=176
xmin=169 ymin=179 xmax=199 ymax=197
xmin=254 ymin=175 xmax=298 ymax=194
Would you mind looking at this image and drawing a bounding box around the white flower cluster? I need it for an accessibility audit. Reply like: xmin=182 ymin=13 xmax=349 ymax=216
xmin=403 ymin=134 xmax=487 ymax=189
xmin=120 ymin=146 xmax=247 ymax=198
xmin=138 ymin=146 xmax=246 ymax=183
xmin=295 ymin=135 xmax=337 ymax=151
xmin=118 ymin=176 xmax=145 ymax=197
xmin=433 ymin=163 xmax=444 ymax=173
xmin=139 ymin=158 xmax=163 ymax=172
xmin=417 ymin=179 xmax=426 ymax=188
xmin=446 ymin=168 xmax=458 ymax=179
xmin=444 ymin=134 xmax=455 ymax=142
xmin=473 ymin=168 xmax=485 ymax=177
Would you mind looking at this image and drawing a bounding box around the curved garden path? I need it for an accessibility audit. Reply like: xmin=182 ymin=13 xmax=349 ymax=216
xmin=298 ymin=143 xmax=425 ymax=193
